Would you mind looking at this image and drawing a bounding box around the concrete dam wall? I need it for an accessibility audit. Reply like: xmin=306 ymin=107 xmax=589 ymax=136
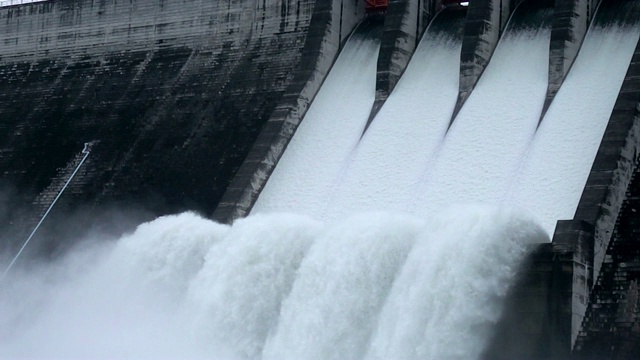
xmin=1 ymin=0 xmax=640 ymax=358
xmin=0 ymin=0 xmax=608 ymax=242
xmin=0 ymin=0 xmax=363 ymax=250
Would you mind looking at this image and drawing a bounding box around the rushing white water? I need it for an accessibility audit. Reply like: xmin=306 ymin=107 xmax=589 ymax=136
xmin=325 ymin=16 xmax=463 ymax=220
xmin=0 ymin=212 xmax=226 ymax=359
xmin=253 ymin=27 xmax=380 ymax=219
xmin=185 ymin=213 xmax=321 ymax=359
xmin=0 ymin=208 xmax=548 ymax=359
xmin=410 ymin=19 xmax=551 ymax=219
xmin=366 ymin=206 xmax=544 ymax=360
xmin=511 ymin=23 xmax=640 ymax=235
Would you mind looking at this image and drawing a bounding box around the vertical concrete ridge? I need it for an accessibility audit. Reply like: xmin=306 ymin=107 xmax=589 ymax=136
xmin=364 ymin=0 xmax=434 ymax=131
xmin=552 ymin=221 xmax=596 ymax=353
xmin=572 ymin=157 xmax=640 ymax=359
xmin=541 ymin=0 xmax=595 ymax=124
xmin=572 ymin=25 xmax=640 ymax=284
xmin=452 ymin=0 xmax=505 ymax=125
xmin=212 ymin=0 xmax=365 ymax=223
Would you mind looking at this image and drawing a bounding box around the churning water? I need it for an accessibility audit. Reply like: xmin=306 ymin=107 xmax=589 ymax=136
xmin=1 ymin=209 xmax=547 ymax=359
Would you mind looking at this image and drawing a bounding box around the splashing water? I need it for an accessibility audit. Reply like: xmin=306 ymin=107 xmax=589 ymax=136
xmin=0 ymin=207 xmax=547 ymax=359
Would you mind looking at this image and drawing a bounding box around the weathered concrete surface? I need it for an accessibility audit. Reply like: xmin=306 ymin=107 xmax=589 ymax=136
xmin=482 ymin=221 xmax=594 ymax=360
xmin=573 ymin=160 xmax=640 ymax=360
xmin=569 ymin=4 xmax=640 ymax=352
xmin=554 ymin=221 xmax=596 ymax=352
xmin=452 ymin=0 xmax=506 ymax=122
xmin=542 ymin=0 xmax=598 ymax=122
xmin=366 ymin=0 xmax=434 ymax=126
xmin=212 ymin=0 xmax=365 ymax=223
xmin=0 ymin=0 xmax=321 ymax=252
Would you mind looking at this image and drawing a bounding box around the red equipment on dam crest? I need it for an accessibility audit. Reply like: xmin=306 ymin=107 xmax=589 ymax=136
xmin=365 ymin=0 xmax=387 ymax=14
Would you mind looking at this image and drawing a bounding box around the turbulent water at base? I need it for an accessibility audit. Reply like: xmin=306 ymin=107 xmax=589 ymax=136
xmin=0 ymin=209 xmax=547 ymax=359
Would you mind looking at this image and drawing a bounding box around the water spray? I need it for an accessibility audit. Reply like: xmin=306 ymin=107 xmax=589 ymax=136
xmin=1 ymin=142 xmax=92 ymax=282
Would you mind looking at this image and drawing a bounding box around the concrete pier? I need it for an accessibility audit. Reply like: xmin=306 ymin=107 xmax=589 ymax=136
xmin=366 ymin=0 xmax=433 ymax=127
xmin=543 ymin=0 xmax=598 ymax=122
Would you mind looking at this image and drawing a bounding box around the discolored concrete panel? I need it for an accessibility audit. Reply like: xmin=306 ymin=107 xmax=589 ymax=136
xmin=0 ymin=0 xmax=319 ymax=252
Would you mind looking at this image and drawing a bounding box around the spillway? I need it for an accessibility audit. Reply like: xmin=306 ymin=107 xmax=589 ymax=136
xmin=411 ymin=6 xmax=552 ymax=219
xmin=511 ymin=13 xmax=640 ymax=234
xmin=324 ymin=10 xmax=465 ymax=221
xmin=1 ymin=1 xmax=639 ymax=359
xmin=252 ymin=20 xmax=382 ymax=219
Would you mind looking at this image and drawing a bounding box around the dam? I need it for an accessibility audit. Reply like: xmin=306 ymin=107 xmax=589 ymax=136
xmin=1 ymin=0 xmax=640 ymax=359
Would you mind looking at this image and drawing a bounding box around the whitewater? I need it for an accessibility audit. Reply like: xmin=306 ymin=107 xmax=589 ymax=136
xmin=253 ymin=21 xmax=381 ymax=219
xmin=0 ymin=209 xmax=547 ymax=359
xmin=1 ymin=3 xmax=639 ymax=360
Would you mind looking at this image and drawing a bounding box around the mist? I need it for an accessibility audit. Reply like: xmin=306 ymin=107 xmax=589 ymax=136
xmin=0 ymin=206 xmax=547 ymax=359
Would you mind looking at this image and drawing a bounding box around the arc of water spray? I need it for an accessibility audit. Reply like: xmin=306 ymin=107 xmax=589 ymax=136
xmin=1 ymin=142 xmax=92 ymax=282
